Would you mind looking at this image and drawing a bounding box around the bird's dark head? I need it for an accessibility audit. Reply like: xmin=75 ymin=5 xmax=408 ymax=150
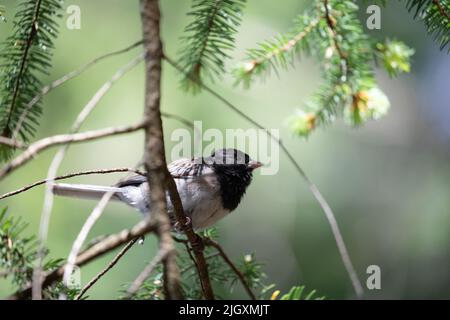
xmin=206 ymin=148 xmax=262 ymax=172
xmin=205 ymin=148 xmax=262 ymax=211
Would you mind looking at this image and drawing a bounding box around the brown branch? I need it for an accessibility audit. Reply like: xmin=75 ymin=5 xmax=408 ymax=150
xmin=323 ymin=0 xmax=348 ymax=81
xmin=432 ymin=0 xmax=450 ymax=20
xmin=166 ymin=179 xmax=215 ymax=299
xmin=164 ymin=55 xmax=363 ymax=299
xmin=140 ymin=0 xmax=183 ymax=300
xmin=0 ymin=168 xmax=144 ymax=200
xmin=0 ymin=121 xmax=146 ymax=181
xmin=204 ymin=238 xmax=256 ymax=300
xmin=76 ymin=238 xmax=139 ymax=300
xmin=8 ymin=221 xmax=155 ymax=300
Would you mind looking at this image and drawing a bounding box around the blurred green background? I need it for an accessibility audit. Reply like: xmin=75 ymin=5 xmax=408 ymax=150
xmin=1 ymin=0 xmax=449 ymax=299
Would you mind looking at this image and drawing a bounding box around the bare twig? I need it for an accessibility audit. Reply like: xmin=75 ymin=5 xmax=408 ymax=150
xmin=33 ymin=53 xmax=144 ymax=299
xmin=60 ymin=161 xmax=142 ymax=300
xmin=9 ymin=221 xmax=155 ymax=300
xmin=0 ymin=136 xmax=26 ymax=149
xmin=0 ymin=168 xmax=144 ymax=200
xmin=13 ymin=40 xmax=144 ymax=140
xmin=164 ymin=55 xmax=363 ymax=298
xmin=140 ymin=0 xmax=183 ymax=300
xmin=0 ymin=121 xmax=146 ymax=181
xmin=204 ymin=238 xmax=256 ymax=300
xmin=60 ymin=191 xmax=116 ymax=299
xmin=76 ymin=238 xmax=139 ymax=300
xmin=126 ymin=247 xmax=169 ymax=297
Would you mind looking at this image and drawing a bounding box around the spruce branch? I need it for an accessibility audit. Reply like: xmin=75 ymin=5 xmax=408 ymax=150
xmin=0 ymin=0 xmax=63 ymax=160
xmin=233 ymin=14 xmax=320 ymax=87
xmin=404 ymin=0 xmax=450 ymax=50
xmin=179 ymin=0 xmax=246 ymax=92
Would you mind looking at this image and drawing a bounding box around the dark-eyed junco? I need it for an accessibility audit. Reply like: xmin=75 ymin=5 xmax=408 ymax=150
xmin=53 ymin=149 xmax=262 ymax=229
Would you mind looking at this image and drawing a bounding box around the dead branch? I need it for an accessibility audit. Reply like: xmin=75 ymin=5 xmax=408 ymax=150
xmin=0 ymin=121 xmax=146 ymax=181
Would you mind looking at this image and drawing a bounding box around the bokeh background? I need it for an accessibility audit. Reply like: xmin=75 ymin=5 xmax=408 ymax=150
xmin=1 ymin=0 xmax=449 ymax=299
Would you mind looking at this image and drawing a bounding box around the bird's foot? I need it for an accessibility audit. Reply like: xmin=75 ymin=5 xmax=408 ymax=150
xmin=173 ymin=216 xmax=192 ymax=233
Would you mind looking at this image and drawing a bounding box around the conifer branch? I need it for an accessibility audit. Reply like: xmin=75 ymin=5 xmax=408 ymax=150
xmin=179 ymin=0 xmax=246 ymax=91
xmin=3 ymin=0 xmax=43 ymax=135
xmin=0 ymin=0 xmax=63 ymax=159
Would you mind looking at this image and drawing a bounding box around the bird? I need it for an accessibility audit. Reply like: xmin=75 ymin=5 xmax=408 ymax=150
xmin=52 ymin=148 xmax=262 ymax=230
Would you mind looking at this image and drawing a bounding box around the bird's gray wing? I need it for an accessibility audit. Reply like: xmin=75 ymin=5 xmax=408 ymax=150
xmin=115 ymin=174 xmax=147 ymax=187
xmin=168 ymin=157 xmax=214 ymax=179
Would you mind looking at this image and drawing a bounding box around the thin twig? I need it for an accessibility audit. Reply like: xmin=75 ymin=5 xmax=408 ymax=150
xmin=0 ymin=136 xmax=26 ymax=149
xmin=204 ymin=238 xmax=256 ymax=300
xmin=126 ymin=247 xmax=170 ymax=297
xmin=0 ymin=168 xmax=144 ymax=200
xmin=60 ymin=161 xmax=142 ymax=300
xmin=0 ymin=120 xmax=146 ymax=181
xmin=76 ymin=238 xmax=139 ymax=300
xmin=164 ymin=54 xmax=363 ymax=298
xmin=12 ymin=40 xmax=144 ymax=140
xmin=60 ymin=191 xmax=116 ymax=299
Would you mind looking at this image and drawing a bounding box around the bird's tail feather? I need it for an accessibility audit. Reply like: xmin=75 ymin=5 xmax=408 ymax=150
xmin=52 ymin=183 xmax=122 ymax=200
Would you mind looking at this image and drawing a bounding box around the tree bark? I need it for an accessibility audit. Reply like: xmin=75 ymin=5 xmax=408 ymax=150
xmin=140 ymin=0 xmax=183 ymax=300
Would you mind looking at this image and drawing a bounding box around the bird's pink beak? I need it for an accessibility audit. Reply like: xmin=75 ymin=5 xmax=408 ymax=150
xmin=248 ymin=160 xmax=263 ymax=170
